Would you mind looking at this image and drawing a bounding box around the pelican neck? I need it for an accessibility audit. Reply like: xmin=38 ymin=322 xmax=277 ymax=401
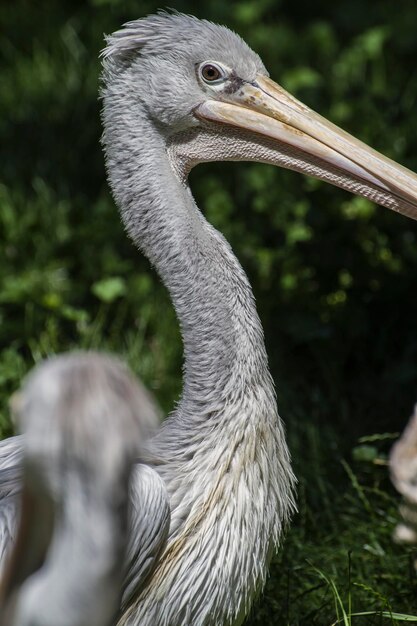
xmin=104 ymin=112 xmax=271 ymax=411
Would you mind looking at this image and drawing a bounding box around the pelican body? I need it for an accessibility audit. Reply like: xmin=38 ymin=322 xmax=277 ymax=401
xmin=1 ymin=12 xmax=417 ymax=626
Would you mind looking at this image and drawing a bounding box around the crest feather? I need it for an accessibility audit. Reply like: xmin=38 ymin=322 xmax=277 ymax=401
xmin=101 ymin=11 xmax=209 ymax=63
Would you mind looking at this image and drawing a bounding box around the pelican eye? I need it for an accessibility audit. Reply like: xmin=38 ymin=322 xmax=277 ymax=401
xmin=200 ymin=62 xmax=225 ymax=84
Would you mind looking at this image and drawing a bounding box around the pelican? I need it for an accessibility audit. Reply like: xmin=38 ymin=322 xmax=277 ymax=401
xmin=389 ymin=404 xmax=417 ymax=555
xmin=0 ymin=353 xmax=159 ymax=626
xmin=1 ymin=11 xmax=417 ymax=626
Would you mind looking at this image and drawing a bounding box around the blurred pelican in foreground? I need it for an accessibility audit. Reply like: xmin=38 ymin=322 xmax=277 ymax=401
xmin=1 ymin=11 xmax=417 ymax=626
xmin=0 ymin=353 xmax=159 ymax=626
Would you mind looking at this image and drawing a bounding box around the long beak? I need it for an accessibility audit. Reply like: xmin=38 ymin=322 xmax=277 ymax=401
xmin=195 ymin=75 xmax=417 ymax=221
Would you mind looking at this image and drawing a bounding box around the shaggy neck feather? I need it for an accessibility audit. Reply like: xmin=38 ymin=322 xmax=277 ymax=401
xmin=103 ymin=101 xmax=272 ymax=424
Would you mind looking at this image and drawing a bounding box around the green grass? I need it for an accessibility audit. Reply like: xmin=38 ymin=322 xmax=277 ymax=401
xmin=247 ymin=421 xmax=417 ymax=625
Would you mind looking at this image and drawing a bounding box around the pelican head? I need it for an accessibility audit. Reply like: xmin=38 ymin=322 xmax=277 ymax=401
xmin=102 ymin=11 xmax=417 ymax=220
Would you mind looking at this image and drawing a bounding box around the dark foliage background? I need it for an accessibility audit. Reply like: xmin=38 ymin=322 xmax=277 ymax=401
xmin=1 ymin=0 xmax=417 ymax=623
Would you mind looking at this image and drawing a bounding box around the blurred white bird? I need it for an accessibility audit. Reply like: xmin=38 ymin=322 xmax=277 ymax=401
xmin=0 ymin=352 xmax=160 ymax=626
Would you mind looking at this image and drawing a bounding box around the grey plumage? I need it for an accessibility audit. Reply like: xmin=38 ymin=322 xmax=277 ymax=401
xmin=0 ymin=438 xmax=22 ymax=578
xmin=2 ymin=10 xmax=417 ymax=626
xmin=0 ymin=353 xmax=159 ymax=626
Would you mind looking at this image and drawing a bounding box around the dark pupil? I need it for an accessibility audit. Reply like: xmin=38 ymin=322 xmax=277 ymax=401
xmin=203 ymin=65 xmax=220 ymax=81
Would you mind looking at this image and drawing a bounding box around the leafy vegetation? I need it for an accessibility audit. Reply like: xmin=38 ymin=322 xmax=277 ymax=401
xmin=1 ymin=0 xmax=416 ymax=622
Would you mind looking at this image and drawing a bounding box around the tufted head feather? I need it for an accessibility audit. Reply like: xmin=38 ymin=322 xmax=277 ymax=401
xmin=102 ymin=11 xmax=266 ymax=82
